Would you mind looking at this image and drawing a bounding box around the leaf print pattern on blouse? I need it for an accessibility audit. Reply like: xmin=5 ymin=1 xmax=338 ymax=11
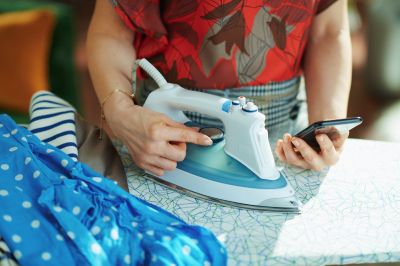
xmin=114 ymin=0 xmax=338 ymax=90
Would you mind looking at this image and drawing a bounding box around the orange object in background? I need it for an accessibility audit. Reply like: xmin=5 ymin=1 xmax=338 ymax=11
xmin=0 ymin=9 xmax=54 ymax=113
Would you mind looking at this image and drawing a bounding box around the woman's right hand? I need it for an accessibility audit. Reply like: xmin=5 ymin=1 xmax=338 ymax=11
xmin=103 ymin=93 xmax=213 ymax=176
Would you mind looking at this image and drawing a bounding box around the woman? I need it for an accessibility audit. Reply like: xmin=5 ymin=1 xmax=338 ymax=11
xmin=87 ymin=0 xmax=352 ymax=175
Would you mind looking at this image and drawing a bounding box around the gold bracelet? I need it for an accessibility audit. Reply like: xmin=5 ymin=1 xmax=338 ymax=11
xmin=99 ymin=89 xmax=135 ymax=140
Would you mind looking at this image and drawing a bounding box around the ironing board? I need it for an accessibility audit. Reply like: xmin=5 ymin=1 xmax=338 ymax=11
xmin=118 ymin=139 xmax=400 ymax=266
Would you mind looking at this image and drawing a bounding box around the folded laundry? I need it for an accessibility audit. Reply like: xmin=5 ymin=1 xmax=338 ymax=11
xmin=0 ymin=114 xmax=227 ymax=265
xmin=29 ymin=90 xmax=128 ymax=191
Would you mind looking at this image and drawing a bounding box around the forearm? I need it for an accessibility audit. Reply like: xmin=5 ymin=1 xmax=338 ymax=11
xmin=86 ymin=0 xmax=136 ymax=119
xmin=87 ymin=33 xmax=136 ymax=113
xmin=304 ymin=0 xmax=352 ymax=124
xmin=304 ymin=31 xmax=352 ymax=123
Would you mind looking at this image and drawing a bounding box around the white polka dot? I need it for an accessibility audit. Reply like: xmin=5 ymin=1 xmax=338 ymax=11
xmin=3 ymin=215 xmax=12 ymax=222
xmin=72 ymin=206 xmax=81 ymax=215
xmin=102 ymin=216 xmax=110 ymax=222
xmin=170 ymin=222 xmax=180 ymax=226
xmin=73 ymin=190 xmax=79 ymax=194
xmin=9 ymin=147 xmax=18 ymax=152
xmin=13 ymin=250 xmax=22 ymax=259
xmin=137 ymin=233 xmax=143 ymax=240
xmin=131 ymin=222 xmax=138 ymax=228
xmin=15 ymin=174 xmax=23 ymax=181
xmin=56 ymin=234 xmax=64 ymax=241
xmin=166 ymin=226 xmax=174 ymax=231
xmin=41 ymin=252 xmax=51 ymax=261
xmin=91 ymin=243 xmax=102 ymax=254
xmin=60 ymin=175 xmax=67 ymax=180
xmin=124 ymin=254 xmax=131 ymax=264
xmin=182 ymin=245 xmax=191 ymax=256
xmin=67 ymin=231 xmax=75 ymax=240
xmin=61 ymin=159 xmax=68 ymax=167
xmin=24 ymin=157 xmax=31 ymax=165
xmin=12 ymin=235 xmax=21 ymax=243
xmin=170 ymin=264 xmax=176 ymax=266
xmin=162 ymin=236 xmax=171 ymax=242
xmin=21 ymin=137 xmax=27 ymax=142
xmin=11 ymin=129 xmax=18 ymax=135
xmin=33 ymin=170 xmax=40 ymax=178
xmin=0 ymin=189 xmax=8 ymax=197
xmin=46 ymin=149 xmax=54 ymax=154
xmin=0 ymin=124 xmax=3 ymax=128
xmin=92 ymin=177 xmax=102 ymax=183
xmin=1 ymin=164 xmax=9 ymax=170
xmin=81 ymin=181 xmax=88 ymax=187
xmin=204 ymin=261 xmax=211 ymax=266
xmin=31 ymin=220 xmax=40 ymax=229
xmin=91 ymin=226 xmax=101 ymax=235
xmin=111 ymin=228 xmax=119 ymax=240
xmin=2 ymin=133 xmax=10 ymax=138
xmin=22 ymin=201 xmax=32 ymax=208
xmin=53 ymin=205 xmax=62 ymax=212
xmin=111 ymin=206 xmax=118 ymax=212
xmin=151 ymin=255 xmax=158 ymax=262
xmin=146 ymin=230 xmax=154 ymax=237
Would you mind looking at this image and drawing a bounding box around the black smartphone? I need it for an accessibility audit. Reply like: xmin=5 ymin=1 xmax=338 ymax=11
xmin=294 ymin=117 xmax=363 ymax=152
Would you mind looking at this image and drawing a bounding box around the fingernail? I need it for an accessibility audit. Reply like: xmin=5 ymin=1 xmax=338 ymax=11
xmin=292 ymin=138 xmax=299 ymax=147
xmin=204 ymin=137 xmax=213 ymax=145
xmin=317 ymin=135 xmax=324 ymax=143
xmin=284 ymin=134 xmax=291 ymax=143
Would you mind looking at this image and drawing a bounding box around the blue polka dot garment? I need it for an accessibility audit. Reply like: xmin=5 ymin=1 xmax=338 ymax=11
xmin=0 ymin=114 xmax=227 ymax=266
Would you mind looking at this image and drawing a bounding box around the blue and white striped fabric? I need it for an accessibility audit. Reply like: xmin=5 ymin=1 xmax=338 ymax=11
xmin=28 ymin=91 xmax=78 ymax=161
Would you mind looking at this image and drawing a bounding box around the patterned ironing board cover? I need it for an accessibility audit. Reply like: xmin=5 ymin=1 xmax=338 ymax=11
xmin=118 ymin=139 xmax=400 ymax=266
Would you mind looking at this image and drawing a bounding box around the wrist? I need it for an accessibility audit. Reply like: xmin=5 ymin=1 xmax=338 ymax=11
xmin=102 ymin=90 xmax=136 ymax=122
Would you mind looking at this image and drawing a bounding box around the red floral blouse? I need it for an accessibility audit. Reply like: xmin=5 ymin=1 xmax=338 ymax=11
xmin=114 ymin=0 xmax=337 ymax=89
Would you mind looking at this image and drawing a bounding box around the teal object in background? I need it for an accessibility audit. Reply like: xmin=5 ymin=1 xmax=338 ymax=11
xmin=0 ymin=0 xmax=80 ymax=123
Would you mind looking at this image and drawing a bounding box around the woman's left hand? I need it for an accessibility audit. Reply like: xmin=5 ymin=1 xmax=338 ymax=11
xmin=275 ymin=132 xmax=349 ymax=171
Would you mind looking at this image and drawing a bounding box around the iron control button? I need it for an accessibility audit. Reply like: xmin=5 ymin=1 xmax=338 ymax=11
xmin=232 ymin=100 xmax=240 ymax=111
xmin=221 ymin=100 xmax=232 ymax=113
xmin=238 ymin=96 xmax=246 ymax=107
xmin=242 ymin=102 xmax=258 ymax=113
xmin=199 ymin=127 xmax=224 ymax=144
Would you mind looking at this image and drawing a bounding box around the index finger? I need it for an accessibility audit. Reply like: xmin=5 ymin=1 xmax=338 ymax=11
xmin=162 ymin=126 xmax=213 ymax=146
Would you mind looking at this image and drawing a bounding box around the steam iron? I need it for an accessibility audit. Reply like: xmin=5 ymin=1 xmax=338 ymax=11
xmin=136 ymin=59 xmax=300 ymax=213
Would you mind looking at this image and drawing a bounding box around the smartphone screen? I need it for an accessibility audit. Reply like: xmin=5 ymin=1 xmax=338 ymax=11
xmin=294 ymin=117 xmax=363 ymax=152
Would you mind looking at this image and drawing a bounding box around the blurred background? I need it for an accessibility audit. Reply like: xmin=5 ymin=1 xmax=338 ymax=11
xmin=0 ymin=0 xmax=399 ymax=142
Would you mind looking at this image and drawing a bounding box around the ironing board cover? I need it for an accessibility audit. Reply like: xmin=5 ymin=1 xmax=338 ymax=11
xmin=119 ymin=139 xmax=400 ymax=265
